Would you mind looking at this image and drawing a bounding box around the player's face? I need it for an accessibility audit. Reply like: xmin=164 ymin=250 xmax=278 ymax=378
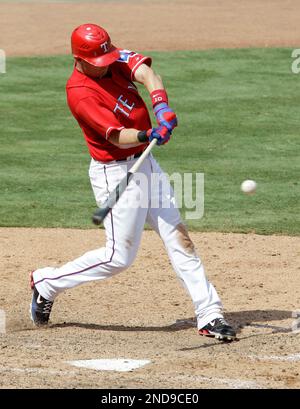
xmin=77 ymin=59 xmax=109 ymax=79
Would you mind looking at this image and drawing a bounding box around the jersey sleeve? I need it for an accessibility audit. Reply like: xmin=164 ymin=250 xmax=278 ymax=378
xmin=116 ymin=50 xmax=152 ymax=82
xmin=75 ymin=97 xmax=124 ymax=140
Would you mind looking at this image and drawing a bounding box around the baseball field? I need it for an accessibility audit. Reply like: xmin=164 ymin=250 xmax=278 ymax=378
xmin=0 ymin=0 xmax=300 ymax=389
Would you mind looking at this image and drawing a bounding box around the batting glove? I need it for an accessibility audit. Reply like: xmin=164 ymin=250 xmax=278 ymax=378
xmin=147 ymin=126 xmax=172 ymax=146
xmin=150 ymin=89 xmax=178 ymax=132
xmin=153 ymin=103 xmax=178 ymax=131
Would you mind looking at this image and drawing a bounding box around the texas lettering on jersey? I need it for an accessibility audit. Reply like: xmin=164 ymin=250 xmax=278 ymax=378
xmin=113 ymin=94 xmax=135 ymax=118
xmin=66 ymin=50 xmax=152 ymax=162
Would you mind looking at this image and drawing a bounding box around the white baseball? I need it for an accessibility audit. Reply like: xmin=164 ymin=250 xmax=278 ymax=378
xmin=241 ymin=179 xmax=257 ymax=194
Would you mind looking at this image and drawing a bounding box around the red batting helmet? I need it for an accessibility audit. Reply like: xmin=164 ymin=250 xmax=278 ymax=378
xmin=71 ymin=24 xmax=120 ymax=67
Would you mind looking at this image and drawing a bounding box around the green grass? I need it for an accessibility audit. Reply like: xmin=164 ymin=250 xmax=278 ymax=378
xmin=0 ymin=49 xmax=299 ymax=234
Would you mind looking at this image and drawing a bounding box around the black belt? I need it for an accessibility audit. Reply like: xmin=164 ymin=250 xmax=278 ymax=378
xmin=115 ymin=151 xmax=143 ymax=162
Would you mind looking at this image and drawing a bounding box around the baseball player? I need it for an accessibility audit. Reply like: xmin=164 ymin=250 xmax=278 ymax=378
xmin=30 ymin=24 xmax=236 ymax=341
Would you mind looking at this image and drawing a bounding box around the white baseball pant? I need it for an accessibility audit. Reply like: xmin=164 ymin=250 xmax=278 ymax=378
xmin=33 ymin=154 xmax=223 ymax=329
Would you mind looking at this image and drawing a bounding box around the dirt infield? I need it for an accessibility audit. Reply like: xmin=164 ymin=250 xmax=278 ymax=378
xmin=1 ymin=0 xmax=300 ymax=56
xmin=0 ymin=0 xmax=300 ymax=389
xmin=1 ymin=228 xmax=300 ymax=388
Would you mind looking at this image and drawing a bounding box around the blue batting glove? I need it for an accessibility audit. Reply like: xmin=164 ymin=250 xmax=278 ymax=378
xmin=153 ymin=103 xmax=178 ymax=131
xmin=147 ymin=126 xmax=172 ymax=146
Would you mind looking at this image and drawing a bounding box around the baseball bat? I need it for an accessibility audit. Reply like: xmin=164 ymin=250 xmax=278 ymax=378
xmin=92 ymin=139 xmax=157 ymax=225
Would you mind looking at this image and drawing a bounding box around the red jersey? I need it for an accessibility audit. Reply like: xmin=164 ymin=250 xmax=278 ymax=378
xmin=66 ymin=50 xmax=152 ymax=162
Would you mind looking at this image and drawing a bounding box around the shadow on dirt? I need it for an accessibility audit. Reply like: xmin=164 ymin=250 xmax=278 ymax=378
xmin=50 ymin=309 xmax=292 ymax=333
xmin=50 ymin=320 xmax=194 ymax=332
xmin=225 ymin=309 xmax=293 ymax=333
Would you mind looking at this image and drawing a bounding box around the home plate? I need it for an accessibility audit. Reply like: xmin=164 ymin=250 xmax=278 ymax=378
xmin=68 ymin=359 xmax=151 ymax=372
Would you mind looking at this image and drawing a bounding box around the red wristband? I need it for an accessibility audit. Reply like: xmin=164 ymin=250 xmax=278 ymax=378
xmin=150 ymin=89 xmax=168 ymax=107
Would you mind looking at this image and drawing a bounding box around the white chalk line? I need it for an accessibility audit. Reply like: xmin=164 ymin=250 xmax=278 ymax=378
xmin=0 ymin=365 xmax=264 ymax=389
xmin=247 ymin=323 xmax=292 ymax=333
xmin=2 ymin=353 xmax=299 ymax=387
xmin=162 ymin=373 xmax=264 ymax=389
xmin=0 ymin=365 xmax=77 ymax=376
xmin=248 ymin=353 xmax=300 ymax=362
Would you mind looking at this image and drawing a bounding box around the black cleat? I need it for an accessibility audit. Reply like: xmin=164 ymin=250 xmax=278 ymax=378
xmin=198 ymin=318 xmax=236 ymax=341
xmin=30 ymin=272 xmax=53 ymax=326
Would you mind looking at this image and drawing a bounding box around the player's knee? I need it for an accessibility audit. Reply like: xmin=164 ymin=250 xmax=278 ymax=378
xmin=110 ymin=258 xmax=133 ymax=271
xmin=111 ymin=249 xmax=136 ymax=270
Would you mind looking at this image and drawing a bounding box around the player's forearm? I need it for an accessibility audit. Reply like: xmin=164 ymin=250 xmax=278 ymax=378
xmin=142 ymin=72 xmax=164 ymax=94
xmin=135 ymin=64 xmax=171 ymax=117
xmin=134 ymin=64 xmax=164 ymax=94
xmin=109 ymin=128 xmax=146 ymax=148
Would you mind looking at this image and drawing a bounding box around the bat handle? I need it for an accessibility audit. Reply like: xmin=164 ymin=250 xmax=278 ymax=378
xmin=92 ymin=139 xmax=157 ymax=226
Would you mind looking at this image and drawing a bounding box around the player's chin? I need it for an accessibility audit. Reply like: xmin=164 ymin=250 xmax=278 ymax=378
xmin=90 ymin=66 xmax=108 ymax=78
xmin=81 ymin=64 xmax=107 ymax=78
